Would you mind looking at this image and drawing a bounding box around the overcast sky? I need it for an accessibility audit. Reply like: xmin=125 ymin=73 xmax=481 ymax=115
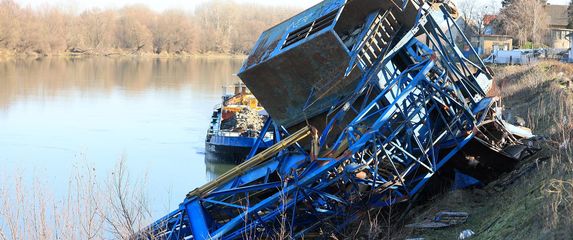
xmin=13 ymin=0 xmax=571 ymax=12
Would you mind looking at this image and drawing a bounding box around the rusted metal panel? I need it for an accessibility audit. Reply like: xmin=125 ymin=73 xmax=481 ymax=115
xmin=239 ymin=0 xmax=424 ymax=128
xmin=239 ymin=31 xmax=358 ymax=127
xmin=240 ymin=0 xmax=346 ymax=72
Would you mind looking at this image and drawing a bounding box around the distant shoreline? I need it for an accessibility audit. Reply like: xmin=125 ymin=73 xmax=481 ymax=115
xmin=0 ymin=49 xmax=247 ymax=61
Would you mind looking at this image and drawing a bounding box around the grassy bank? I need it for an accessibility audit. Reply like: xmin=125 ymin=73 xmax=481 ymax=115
xmin=374 ymin=61 xmax=573 ymax=240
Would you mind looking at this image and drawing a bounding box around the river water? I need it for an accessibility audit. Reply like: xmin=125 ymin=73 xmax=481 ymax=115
xmin=0 ymin=57 xmax=242 ymax=216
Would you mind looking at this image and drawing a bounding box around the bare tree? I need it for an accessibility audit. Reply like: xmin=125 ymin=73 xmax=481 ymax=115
xmin=0 ymin=156 xmax=152 ymax=240
xmin=498 ymin=0 xmax=548 ymax=47
xmin=153 ymin=10 xmax=196 ymax=54
xmin=0 ymin=0 xmax=21 ymax=50
xmin=457 ymin=0 xmax=500 ymax=37
xmin=194 ymin=0 xmax=236 ymax=53
xmin=80 ymin=9 xmax=117 ymax=50
xmin=38 ymin=7 xmax=74 ymax=53
xmin=115 ymin=5 xmax=154 ymax=53
xmin=102 ymin=157 xmax=151 ymax=239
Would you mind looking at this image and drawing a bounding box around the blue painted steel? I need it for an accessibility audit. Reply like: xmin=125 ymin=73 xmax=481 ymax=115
xmin=139 ymin=2 xmax=520 ymax=239
xmin=185 ymin=201 xmax=210 ymax=239
xmin=246 ymin=117 xmax=273 ymax=159
xmin=453 ymin=169 xmax=482 ymax=189
xmin=209 ymin=135 xmax=269 ymax=148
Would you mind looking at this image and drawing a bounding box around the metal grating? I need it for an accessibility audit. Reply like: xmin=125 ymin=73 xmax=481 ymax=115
xmin=282 ymin=9 xmax=339 ymax=49
xmin=357 ymin=10 xmax=399 ymax=69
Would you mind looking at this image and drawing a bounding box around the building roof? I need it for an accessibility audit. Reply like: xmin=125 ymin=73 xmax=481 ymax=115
xmin=483 ymin=15 xmax=497 ymax=26
xmin=544 ymin=4 xmax=569 ymax=28
xmin=478 ymin=34 xmax=513 ymax=39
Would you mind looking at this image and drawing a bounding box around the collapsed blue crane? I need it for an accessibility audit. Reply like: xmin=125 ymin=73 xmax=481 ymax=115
xmin=139 ymin=0 xmax=532 ymax=239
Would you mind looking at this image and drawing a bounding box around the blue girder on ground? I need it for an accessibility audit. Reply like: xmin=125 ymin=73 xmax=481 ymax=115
xmin=138 ymin=3 xmax=512 ymax=240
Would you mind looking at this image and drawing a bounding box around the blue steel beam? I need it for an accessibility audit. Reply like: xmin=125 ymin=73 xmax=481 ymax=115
xmin=246 ymin=117 xmax=273 ymax=160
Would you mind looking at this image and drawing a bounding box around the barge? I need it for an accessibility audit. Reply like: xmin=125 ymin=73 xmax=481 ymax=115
xmin=205 ymin=83 xmax=271 ymax=164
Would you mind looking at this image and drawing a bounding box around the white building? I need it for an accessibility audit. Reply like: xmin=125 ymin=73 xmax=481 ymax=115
xmin=544 ymin=4 xmax=573 ymax=49
xmin=568 ymin=33 xmax=573 ymax=63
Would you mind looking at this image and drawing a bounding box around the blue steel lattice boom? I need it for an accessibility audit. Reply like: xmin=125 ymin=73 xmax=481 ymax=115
xmin=139 ymin=0 xmax=532 ymax=239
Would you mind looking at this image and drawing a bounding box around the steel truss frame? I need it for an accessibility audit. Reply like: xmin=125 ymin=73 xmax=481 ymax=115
xmin=139 ymin=4 xmax=517 ymax=240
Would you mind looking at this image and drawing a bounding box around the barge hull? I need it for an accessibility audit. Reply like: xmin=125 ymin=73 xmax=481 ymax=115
xmin=205 ymin=142 xmax=253 ymax=164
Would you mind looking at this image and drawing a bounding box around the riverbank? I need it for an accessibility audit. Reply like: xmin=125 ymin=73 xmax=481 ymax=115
xmin=360 ymin=61 xmax=573 ymax=239
xmin=0 ymin=48 xmax=247 ymax=61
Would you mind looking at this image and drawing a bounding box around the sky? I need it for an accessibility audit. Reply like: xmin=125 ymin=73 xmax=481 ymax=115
xmin=12 ymin=0 xmax=572 ymax=12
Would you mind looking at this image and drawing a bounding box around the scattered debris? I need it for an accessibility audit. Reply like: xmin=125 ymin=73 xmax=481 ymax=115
xmin=235 ymin=107 xmax=264 ymax=134
xmin=488 ymin=152 xmax=549 ymax=192
xmin=458 ymin=229 xmax=475 ymax=240
xmin=405 ymin=221 xmax=452 ymax=229
xmin=406 ymin=211 xmax=469 ymax=229
xmin=435 ymin=212 xmax=470 ymax=225
xmin=503 ymin=110 xmax=526 ymax=127
xmin=483 ymin=50 xmax=538 ymax=65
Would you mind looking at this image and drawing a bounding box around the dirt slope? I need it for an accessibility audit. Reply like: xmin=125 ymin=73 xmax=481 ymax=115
xmin=394 ymin=61 xmax=573 ymax=240
xmin=341 ymin=62 xmax=573 ymax=240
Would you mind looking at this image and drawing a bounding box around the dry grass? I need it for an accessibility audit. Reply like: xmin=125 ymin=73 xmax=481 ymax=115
xmin=486 ymin=61 xmax=573 ymax=236
xmin=495 ymin=61 xmax=573 ymax=229
xmin=495 ymin=61 xmax=573 ymax=155
xmin=0 ymin=157 xmax=152 ymax=240
xmin=542 ymin=178 xmax=573 ymax=228
xmin=341 ymin=196 xmax=414 ymax=240
xmin=371 ymin=61 xmax=573 ymax=240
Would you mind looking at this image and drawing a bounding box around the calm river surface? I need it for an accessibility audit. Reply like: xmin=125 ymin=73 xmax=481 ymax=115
xmin=0 ymin=57 xmax=241 ymax=216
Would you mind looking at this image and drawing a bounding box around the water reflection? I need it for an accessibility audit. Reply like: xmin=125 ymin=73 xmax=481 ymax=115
xmin=205 ymin=161 xmax=237 ymax=181
xmin=0 ymin=57 xmax=244 ymax=109
xmin=0 ymin=56 xmax=244 ymax=216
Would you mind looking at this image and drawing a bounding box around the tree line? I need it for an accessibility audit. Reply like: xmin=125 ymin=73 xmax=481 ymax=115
xmin=0 ymin=0 xmax=299 ymax=56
